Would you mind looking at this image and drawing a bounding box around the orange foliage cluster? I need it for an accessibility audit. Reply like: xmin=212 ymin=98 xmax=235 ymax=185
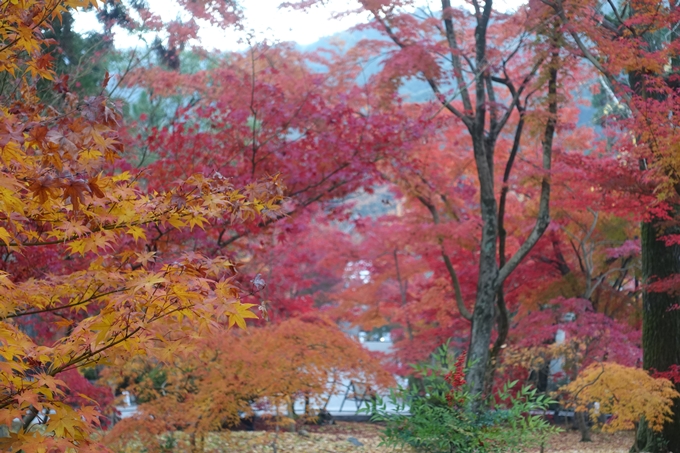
xmin=561 ymin=363 xmax=680 ymax=433
xmin=103 ymin=317 xmax=393 ymax=452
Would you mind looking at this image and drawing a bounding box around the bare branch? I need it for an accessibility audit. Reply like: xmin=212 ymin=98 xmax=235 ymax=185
xmin=442 ymin=0 xmax=473 ymax=112
xmin=371 ymin=9 xmax=473 ymax=127
xmin=491 ymin=57 xmax=544 ymax=137
xmin=496 ymin=45 xmax=558 ymax=287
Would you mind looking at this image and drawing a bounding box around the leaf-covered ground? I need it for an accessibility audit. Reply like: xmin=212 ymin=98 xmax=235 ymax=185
xmin=528 ymin=431 xmax=634 ymax=453
xmin=154 ymin=422 xmax=635 ymax=453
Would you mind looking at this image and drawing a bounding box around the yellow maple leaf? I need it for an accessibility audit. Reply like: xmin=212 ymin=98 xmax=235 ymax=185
xmin=131 ymin=272 xmax=168 ymax=294
xmin=77 ymin=148 xmax=103 ymax=163
xmin=112 ymin=171 xmax=132 ymax=182
xmin=228 ymin=303 xmax=259 ymax=329
xmin=135 ymin=250 xmax=157 ymax=266
xmin=127 ymin=225 xmax=146 ymax=242
xmin=67 ymin=239 xmax=87 ymax=256
xmin=46 ymin=404 xmax=85 ymax=439
xmin=0 ymin=227 xmax=12 ymax=246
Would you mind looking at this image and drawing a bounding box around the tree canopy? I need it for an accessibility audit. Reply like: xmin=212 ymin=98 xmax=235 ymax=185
xmin=3 ymin=0 xmax=680 ymax=452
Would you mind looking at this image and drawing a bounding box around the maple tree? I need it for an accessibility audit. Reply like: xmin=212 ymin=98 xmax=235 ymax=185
xmin=16 ymin=4 xmax=412 ymax=449
xmin=0 ymin=1 xmax=285 ymax=452
xmin=501 ymin=160 xmax=645 ymax=429
xmin=282 ymin=0 xmax=572 ymax=397
xmin=562 ymin=363 xmax=678 ymax=444
xmin=109 ymin=0 xmax=593 ymax=401
xmin=326 ymin=101 xmax=645 ymax=380
xmin=89 ymin=22 xmax=437 ymax=339
xmin=103 ymin=316 xmax=393 ymax=452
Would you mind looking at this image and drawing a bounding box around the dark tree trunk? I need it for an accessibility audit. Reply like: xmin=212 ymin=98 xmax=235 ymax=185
xmin=635 ymin=219 xmax=680 ymax=453
xmin=467 ymin=43 xmax=558 ymax=397
xmin=466 ymin=188 xmax=499 ymax=396
xmin=376 ymin=1 xmax=556 ymax=398
xmin=627 ymin=60 xmax=680 ymax=451
xmin=575 ymin=411 xmax=592 ymax=442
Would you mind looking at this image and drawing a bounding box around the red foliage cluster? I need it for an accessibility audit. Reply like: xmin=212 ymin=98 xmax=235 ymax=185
xmin=444 ymin=351 xmax=467 ymax=406
xmin=652 ymin=365 xmax=680 ymax=385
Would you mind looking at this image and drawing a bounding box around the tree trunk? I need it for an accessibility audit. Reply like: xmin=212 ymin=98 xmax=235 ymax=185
xmin=634 ymin=418 xmax=667 ymax=453
xmin=466 ymin=133 xmax=499 ymax=397
xmin=624 ymin=37 xmax=680 ymax=453
xmin=483 ymin=290 xmax=510 ymax=397
xmin=467 ymin=265 xmax=498 ymax=397
xmin=635 ymin=219 xmax=680 ymax=453
xmin=466 ymin=42 xmax=557 ymax=397
xmin=286 ymin=396 xmax=297 ymax=432
xmin=575 ymin=411 xmax=592 ymax=442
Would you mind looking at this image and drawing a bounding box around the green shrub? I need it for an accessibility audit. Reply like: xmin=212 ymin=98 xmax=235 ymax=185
xmin=365 ymin=344 xmax=558 ymax=452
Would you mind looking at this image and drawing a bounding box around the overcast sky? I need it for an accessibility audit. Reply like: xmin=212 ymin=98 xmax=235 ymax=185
xmin=73 ymin=0 xmax=525 ymax=51
xmin=73 ymin=0 xmax=369 ymax=51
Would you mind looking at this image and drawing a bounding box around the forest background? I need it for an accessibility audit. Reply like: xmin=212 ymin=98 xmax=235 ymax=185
xmin=3 ymin=0 xmax=680 ymax=452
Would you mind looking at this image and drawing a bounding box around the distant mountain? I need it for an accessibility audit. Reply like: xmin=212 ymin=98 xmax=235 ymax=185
xmin=299 ymin=28 xmax=385 ymax=53
xmin=298 ymin=27 xmax=437 ymax=102
xmin=298 ymin=27 xmax=600 ymax=125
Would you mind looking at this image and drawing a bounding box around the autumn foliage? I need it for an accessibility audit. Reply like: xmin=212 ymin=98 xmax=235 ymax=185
xmin=0 ymin=1 xmax=284 ymax=452
xmin=104 ymin=316 xmax=393 ymax=452
xmin=562 ymin=363 xmax=679 ymax=433
xmin=7 ymin=0 xmax=680 ymax=451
